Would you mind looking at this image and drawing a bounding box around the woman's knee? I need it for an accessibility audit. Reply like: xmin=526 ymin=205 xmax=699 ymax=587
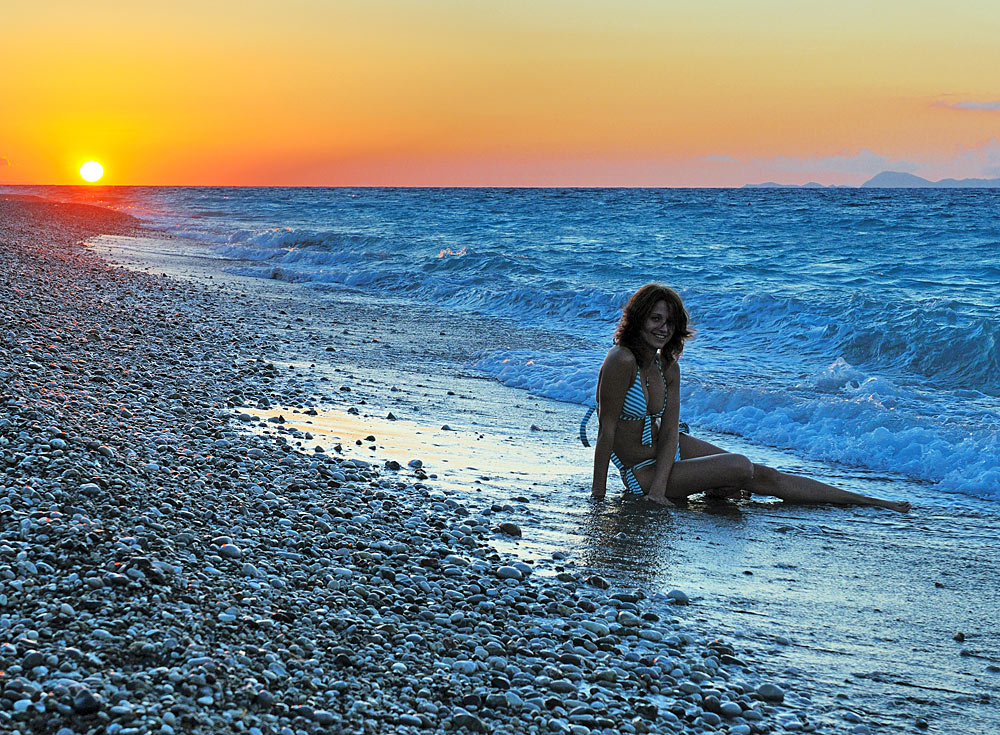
xmin=752 ymin=463 xmax=779 ymax=484
xmin=725 ymin=454 xmax=754 ymax=484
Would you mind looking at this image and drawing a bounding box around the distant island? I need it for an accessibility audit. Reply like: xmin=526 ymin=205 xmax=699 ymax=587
xmin=860 ymin=171 xmax=1000 ymax=188
xmin=744 ymin=171 xmax=1000 ymax=188
xmin=743 ymin=181 xmax=844 ymax=189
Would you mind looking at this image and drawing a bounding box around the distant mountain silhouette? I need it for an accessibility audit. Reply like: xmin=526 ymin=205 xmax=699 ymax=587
xmin=861 ymin=171 xmax=1000 ymax=188
xmin=742 ymin=181 xmax=841 ymax=189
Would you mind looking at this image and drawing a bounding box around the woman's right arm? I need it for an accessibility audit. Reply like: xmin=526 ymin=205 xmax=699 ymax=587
xmin=591 ymin=348 xmax=634 ymax=499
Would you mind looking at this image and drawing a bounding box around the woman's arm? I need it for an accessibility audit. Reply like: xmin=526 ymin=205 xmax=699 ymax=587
xmin=646 ymin=359 xmax=681 ymax=502
xmin=591 ymin=347 xmax=634 ymax=499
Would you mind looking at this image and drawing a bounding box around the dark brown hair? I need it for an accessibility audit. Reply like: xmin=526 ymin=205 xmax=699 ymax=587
xmin=614 ymin=283 xmax=693 ymax=365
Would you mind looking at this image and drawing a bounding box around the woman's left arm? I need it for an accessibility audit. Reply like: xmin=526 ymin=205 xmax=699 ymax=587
xmin=646 ymin=359 xmax=681 ymax=502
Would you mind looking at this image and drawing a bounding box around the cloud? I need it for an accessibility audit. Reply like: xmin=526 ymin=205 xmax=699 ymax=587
xmin=688 ymin=140 xmax=1000 ymax=185
xmin=762 ymin=148 xmax=921 ymax=176
xmin=933 ymin=97 xmax=1000 ymax=111
xmin=0 ymin=156 xmax=9 ymax=167
xmin=930 ymin=137 xmax=1000 ymax=179
xmin=951 ymin=101 xmax=1000 ymax=110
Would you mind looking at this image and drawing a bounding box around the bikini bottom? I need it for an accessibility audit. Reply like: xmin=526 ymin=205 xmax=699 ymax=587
xmin=611 ymin=422 xmax=690 ymax=496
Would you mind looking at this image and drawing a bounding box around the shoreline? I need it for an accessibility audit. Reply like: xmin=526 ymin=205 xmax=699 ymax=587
xmin=1 ymin=199 xmax=815 ymax=733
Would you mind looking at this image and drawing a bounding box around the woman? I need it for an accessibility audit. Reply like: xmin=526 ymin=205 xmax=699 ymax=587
xmin=588 ymin=284 xmax=911 ymax=513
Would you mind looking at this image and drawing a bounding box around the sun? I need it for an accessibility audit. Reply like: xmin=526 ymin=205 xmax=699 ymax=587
xmin=80 ymin=160 xmax=104 ymax=182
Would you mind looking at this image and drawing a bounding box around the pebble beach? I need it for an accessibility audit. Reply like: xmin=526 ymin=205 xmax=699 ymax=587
xmin=0 ymin=198 xmax=838 ymax=735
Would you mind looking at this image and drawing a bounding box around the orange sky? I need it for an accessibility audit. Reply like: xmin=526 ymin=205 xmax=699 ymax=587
xmin=2 ymin=1 xmax=999 ymax=186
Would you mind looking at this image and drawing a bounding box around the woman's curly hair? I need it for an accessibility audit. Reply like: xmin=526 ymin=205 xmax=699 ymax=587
xmin=614 ymin=283 xmax=693 ymax=364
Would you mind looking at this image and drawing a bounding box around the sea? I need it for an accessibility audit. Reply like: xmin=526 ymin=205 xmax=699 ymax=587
xmin=7 ymin=185 xmax=1000 ymax=731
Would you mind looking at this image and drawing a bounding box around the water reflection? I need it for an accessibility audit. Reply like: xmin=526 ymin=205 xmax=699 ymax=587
xmin=578 ymin=497 xmax=747 ymax=586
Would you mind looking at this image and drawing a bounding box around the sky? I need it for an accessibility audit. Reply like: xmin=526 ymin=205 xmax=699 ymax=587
xmin=2 ymin=0 xmax=999 ymax=186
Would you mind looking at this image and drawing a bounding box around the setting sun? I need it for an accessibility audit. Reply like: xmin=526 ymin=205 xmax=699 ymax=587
xmin=80 ymin=160 xmax=104 ymax=182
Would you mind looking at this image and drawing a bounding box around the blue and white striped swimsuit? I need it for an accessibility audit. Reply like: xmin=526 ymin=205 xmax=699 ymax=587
xmin=581 ymin=360 xmax=689 ymax=495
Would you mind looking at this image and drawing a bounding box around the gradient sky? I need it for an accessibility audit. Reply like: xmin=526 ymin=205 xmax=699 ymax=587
xmin=2 ymin=0 xmax=999 ymax=186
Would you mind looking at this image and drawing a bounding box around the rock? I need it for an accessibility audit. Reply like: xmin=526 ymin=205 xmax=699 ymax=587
xmin=666 ymin=589 xmax=689 ymax=605
xmin=719 ymin=701 xmax=743 ymax=718
xmin=452 ymin=711 xmax=486 ymax=732
xmin=218 ymin=544 xmax=242 ymax=559
xmin=498 ymin=522 xmax=522 ymax=537
xmin=617 ymin=611 xmax=642 ymax=627
xmin=585 ymin=574 xmax=610 ymax=589
xmin=496 ymin=566 xmax=523 ymax=580
xmin=702 ymin=711 xmax=722 ymax=726
xmin=580 ymin=620 xmax=610 ymax=637
xmin=757 ymin=683 xmax=785 ymax=702
xmin=314 ymin=710 xmax=336 ymax=725
xmin=72 ymin=689 xmax=102 ymax=714
xmin=636 ymin=702 xmax=658 ymax=719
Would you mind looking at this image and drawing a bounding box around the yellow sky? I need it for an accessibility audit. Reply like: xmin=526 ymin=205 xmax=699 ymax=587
xmin=2 ymin=0 xmax=999 ymax=185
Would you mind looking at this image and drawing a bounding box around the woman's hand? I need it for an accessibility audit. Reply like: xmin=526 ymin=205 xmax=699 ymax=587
xmin=643 ymin=492 xmax=675 ymax=508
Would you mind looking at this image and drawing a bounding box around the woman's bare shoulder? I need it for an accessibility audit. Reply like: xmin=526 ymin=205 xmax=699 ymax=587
xmin=604 ymin=345 xmax=636 ymax=369
xmin=600 ymin=346 xmax=637 ymax=388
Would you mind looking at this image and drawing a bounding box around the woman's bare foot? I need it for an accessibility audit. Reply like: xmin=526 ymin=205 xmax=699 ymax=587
xmin=643 ymin=493 xmax=675 ymax=508
xmin=877 ymin=499 xmax=911 ymax=513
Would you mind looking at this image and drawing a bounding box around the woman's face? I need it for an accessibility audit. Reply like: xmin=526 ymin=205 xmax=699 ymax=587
xmin=640 ymin=300 xmax=674 ymax=351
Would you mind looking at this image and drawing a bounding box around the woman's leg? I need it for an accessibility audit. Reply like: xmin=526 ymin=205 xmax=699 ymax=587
xmin=678 ymin=432 xmax=728 ymax=459
xmin=681 ymin=433 xmax=911 ymax=512
xmin=748 ymin=464 xmax=911 ymax=513
xmin=633 ymin=451 xmax=755 ymax=503
xmin=678 ymin=433 xmax=748 ymax=499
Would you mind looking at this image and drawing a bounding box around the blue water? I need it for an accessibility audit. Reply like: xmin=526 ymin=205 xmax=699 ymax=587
xmin=10 ymin=185 xmax=1000 ymax=500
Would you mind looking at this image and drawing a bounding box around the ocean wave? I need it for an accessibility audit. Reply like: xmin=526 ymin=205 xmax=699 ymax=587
xmin=685 ymin=290 xmax=1000 ymax=394
xmin=214 ymin=226 xmax=1000 ymax=394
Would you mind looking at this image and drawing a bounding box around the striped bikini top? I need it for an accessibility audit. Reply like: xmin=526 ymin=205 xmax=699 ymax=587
xmin=620 ymin=359 xmax=666 ymax=446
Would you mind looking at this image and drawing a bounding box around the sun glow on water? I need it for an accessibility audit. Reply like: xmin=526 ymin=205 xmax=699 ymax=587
xmin=80 ymin=160 xmax=104 ymax=182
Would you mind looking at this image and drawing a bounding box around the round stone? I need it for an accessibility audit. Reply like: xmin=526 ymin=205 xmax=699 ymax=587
xmin=719 ymin=701 xmax=743 ymax=718
xmin=218 ymin=544 xmax=242 ymax=559
xmin=757 ymin=683 xmax=785 ymax=702
xmin=666 ymin=589 xmax=690 ymax=605
xmin=498 ymin=522 xmax=522 ymax=537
